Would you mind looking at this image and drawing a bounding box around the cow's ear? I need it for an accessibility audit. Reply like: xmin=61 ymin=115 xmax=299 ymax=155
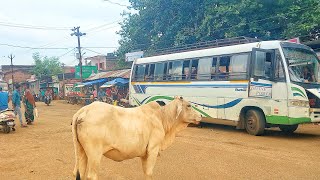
xmin=175 ymin=101 xmax=183 ymax=119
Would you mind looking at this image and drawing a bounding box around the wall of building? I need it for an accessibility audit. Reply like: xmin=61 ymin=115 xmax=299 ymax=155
xmin=4 ymin=70 xmax=32 ymax=83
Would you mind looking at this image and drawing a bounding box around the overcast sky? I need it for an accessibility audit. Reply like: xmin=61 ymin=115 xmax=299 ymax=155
xmin=0 ymin=0 xmax=130 ymax=66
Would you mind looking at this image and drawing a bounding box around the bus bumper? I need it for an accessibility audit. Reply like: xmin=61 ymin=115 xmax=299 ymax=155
xmin=310 ymin=108 xmax=320 ymax=123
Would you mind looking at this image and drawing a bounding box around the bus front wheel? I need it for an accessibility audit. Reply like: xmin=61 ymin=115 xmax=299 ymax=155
xmin=245 ymin=109 xmax=265 ymax=136
xmin=279 ymin=124 xmax=298 ymax=134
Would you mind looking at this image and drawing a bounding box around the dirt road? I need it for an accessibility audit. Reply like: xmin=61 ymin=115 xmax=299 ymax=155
xmin=1 ymin=101 xmax=320 ymax=180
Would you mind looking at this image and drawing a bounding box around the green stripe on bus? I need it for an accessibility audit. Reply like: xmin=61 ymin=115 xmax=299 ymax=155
xmin=145 ymin=96 xmax=174 ymax=104
xmin=192 ymin=107 xmax=211 ymax=118
xmin=266 ymin=115 xmax=311 ymax=125
xmin=291 ymin=87 xmax=306 ymax=98
xmin=143 ymin=95 xmax=211 ymax=118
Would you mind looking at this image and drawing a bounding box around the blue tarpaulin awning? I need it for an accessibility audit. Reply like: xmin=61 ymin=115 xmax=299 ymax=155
xmin=82 ymin=79 xmax=108 ymax=86
xmin=100 ymin=78 xmax=129 ymax=88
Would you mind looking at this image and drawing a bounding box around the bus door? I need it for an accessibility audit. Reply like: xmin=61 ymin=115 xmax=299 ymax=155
xmin=249 ymin=48 xmax=275 ymax=99
xmin=249 ymin=48 xmax=288 ymax=120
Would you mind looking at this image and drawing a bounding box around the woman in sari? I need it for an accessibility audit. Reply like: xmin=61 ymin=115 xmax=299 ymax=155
xmin=24 ymin=84 xmax=36 ymax=125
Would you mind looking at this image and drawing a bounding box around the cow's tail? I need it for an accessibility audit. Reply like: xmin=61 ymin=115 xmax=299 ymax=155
xmin=72 ymin=107 xmax=86 ymax=180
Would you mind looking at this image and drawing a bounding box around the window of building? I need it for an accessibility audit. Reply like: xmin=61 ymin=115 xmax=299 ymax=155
xmin=99 ymin=62 xmax=104 ymax=70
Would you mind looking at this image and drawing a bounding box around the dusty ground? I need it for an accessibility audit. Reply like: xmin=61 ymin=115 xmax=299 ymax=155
xmin=0 ymin=100 xmax=320 ymax=180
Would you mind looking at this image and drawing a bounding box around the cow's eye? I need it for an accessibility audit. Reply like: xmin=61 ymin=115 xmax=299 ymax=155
xmin=187 ymin=105 xmax=191 ymax=107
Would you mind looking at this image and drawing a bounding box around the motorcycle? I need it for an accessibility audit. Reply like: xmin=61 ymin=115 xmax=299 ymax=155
xmin=0 ymin=109 xmax=16 ymax=133
xmin=44 ymin=95 xmax=51 ymax=106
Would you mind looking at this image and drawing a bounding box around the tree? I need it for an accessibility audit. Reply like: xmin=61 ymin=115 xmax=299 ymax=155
xmin=32 ymin=52 xmax=62 ymax=78
xmin=115 ymin=0 xmax=320 ymax=61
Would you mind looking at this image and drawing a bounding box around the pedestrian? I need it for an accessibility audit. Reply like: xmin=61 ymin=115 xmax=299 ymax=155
xmin=24 ymin=84 xmax=36 ymax=125
xmin=111 ymin=86 xmax=119 ymax=106
xmin=12 ymin=84 xmax=27 ymax=127
xmin=98 ymin=88 xmax=105 ymax=102
xmin=0 ymin=87 xmax=9 ymax=111
xmin=41 ymin=89 xmax=45 ymax=102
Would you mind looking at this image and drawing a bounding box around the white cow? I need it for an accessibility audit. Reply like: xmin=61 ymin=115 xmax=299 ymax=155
xmin=72 ymin=96 xmax=201 ymax=180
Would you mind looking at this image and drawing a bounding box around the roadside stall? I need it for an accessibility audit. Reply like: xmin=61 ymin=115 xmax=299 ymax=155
xmin=76 ymin=79 xmax=107 ymax=106
xmin=100 ymin=78 xmax=129 ymax=106
xmin=66 ymin=83 xmax=82 ymax=105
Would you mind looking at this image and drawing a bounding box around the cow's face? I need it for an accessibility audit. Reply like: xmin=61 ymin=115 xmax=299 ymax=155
xmin=174 ymin=96 xmax=202 ymax=125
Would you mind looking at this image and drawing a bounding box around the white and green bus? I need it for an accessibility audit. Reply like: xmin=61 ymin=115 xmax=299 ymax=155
xmin=129 ymin=38 xmax=320 ymax=135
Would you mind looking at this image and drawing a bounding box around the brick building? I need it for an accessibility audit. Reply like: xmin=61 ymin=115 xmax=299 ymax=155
xmin=1 ymin=65 xmax=34 ymax=73
xmin=3 ymin=69 xmax=32 ymax=83
xmin=86 ymin=53 xmax=118 ymax=71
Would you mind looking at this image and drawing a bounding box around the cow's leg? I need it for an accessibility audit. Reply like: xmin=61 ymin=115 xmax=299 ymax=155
xmin=141 ymin=146 xmax=160 ymax=180
xmin=78 ymin=147 xmax=88 ymax=180
xmin=85 ymin=147 xmax=103 ymax=180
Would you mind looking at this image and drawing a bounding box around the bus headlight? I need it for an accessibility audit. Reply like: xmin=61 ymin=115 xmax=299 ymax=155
xmin=289 ymin=100 xmax=309 ymax=107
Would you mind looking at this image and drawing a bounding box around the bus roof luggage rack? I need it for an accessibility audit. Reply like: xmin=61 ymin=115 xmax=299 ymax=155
xmin=153 ymin=36 xmax=261 ymax=56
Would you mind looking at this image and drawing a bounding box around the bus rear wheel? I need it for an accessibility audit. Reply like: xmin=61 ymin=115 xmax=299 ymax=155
xmin=245 ymin=109 xmax=265 ymax=136
xmin=279 ymin=124 xmax=298 ymax=134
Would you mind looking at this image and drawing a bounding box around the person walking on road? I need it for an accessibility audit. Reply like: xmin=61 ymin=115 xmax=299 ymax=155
xmin=24 ymin=84 xmax=36 ymax=125
xmin=12 ymin=84 xmax=27 ymax=127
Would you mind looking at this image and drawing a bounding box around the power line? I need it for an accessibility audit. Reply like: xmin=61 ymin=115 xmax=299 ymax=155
xmin=0 ymin=43 xmax=71 ymax=49
xmin=0 ymin=43 xmax=118 ymax=50
xmin=83 ymin=48 xmax=107 ymax=56
xmin=86 ymin=19 xmax=123 ymax=32
xmin=0 ymin=21 xmax=71 ymax=30
xmin=58 ymin=48 xmax=76 ymax=58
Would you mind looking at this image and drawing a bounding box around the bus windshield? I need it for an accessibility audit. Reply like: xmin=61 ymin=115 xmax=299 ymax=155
xmin=283 ymin=47 xmax=320 ymax=83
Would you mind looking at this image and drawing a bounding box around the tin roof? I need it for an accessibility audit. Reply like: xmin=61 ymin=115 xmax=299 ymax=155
xmin=86 ymin=69 xmax=131 ymax=81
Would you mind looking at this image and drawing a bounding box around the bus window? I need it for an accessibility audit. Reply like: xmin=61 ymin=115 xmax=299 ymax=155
xmin=135 ymin=65 xmax=146 ymax=81
xmin=274 ymin=51 xmax=285 ymax=81
xmin=154 ymin=63 xmax=165 ymax=81
xmin=265 ymin=53 xmax=272 ymax=79
xmin=211 ymin=57 xmax=218 ymax=79
xmin=149 ymin=64 xmax=155 ymax=81
xmin=168 ymin=62 xmax=173 ymax=80
xmin=163 ymin=63 xmax=168 ymax=80
xmin=182 ymin=60 xmax=190 ymax=79
xmin=218 ymin=56 xmax=231 ymax=80
xmin=144 ymin=64 xmax=150 ymax=80
xmin=191 ymin=59 xmax=199 ymax=80
xmin=197 ymin=57 xmax=212 ymax=80
xmin=170 ymin=61 xmax=183 ymax=80
xmin=229 ymin=54 xmax=249 ymax=79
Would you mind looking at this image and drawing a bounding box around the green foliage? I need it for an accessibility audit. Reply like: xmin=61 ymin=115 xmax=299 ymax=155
xmin=115 ymin=0 xmax=320 ymax=62
xmin=32 ymin=52 xmax=62 ymax=78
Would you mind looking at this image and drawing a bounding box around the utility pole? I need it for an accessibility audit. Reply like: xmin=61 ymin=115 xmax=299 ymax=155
xmin=71 ymin=27 xmax=86 ymax=82
xmin=8 ymin=54 xmax=15 ymax=90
